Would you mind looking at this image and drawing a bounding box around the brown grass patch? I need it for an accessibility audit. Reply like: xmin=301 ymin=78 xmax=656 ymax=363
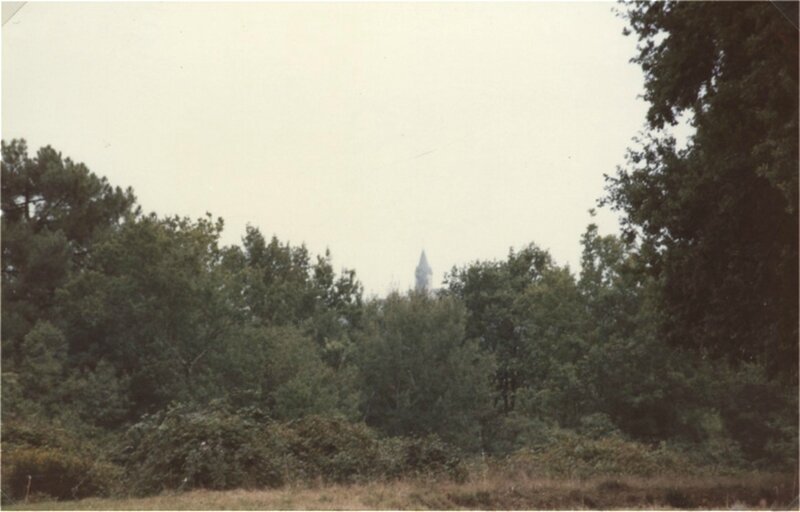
xmin=6 ymin=471 xmax=797 ymax=510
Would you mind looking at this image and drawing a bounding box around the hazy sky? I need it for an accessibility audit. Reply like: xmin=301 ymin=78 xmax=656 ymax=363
xmin=3 ymin=2 xmax=650 ymax=296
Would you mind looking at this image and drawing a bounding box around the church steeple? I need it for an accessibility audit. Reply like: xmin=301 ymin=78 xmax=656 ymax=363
xmin=415 ymin=250 xmax=432 ymax=292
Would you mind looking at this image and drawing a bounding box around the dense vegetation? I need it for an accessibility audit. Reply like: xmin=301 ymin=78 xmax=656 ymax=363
xmin=1 ymin=1 xmax=797 ymax=505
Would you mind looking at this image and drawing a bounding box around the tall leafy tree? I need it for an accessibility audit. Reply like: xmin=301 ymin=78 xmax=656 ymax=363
xmin=357 ymin=292 xmax=494 ymax=450
xmin=236 ymin=226 xmax=362 ymax=338
xmin=605 ymin=2 xmax=798 ymax=379
xmin=446 ymin=245 xmax=568 ymax=414
xmin=1 ymin=140 xmax=137 ymax=368
xmin=55 ymin=213 xmax=234 ymax=414
xmin=213 ymin=324 xmax=360 ymax=419
xmin=576 ymin=222 xmax=707 ymax=442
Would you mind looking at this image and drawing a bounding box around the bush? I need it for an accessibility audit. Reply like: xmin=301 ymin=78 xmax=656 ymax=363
xmin=276 ymin=416 xmax=467 ymax=483
xmin=1 ymin=416 xmax=122 ymax=503
xmin=3 ymin=447 xmax=120 ymax=502
xmin=121 ymin=403 xmax=284 ymax=495
xmin=375 ymin=434 xmax=467 ymax=482
xmin=577 ymin=413 xmax=622 ymax=439
xmin=114 ymin=402 xmax=473 ymax=497
xmin=718 ymin=364 xmax=799 ymax=469
xmin=481 ymin=413 xmax=556 ymax=455
xmin=395 ymin=435 xmax=467 ymax=482
xmin=506 ymin=430 xmax=693 ymax=478
xmin=670 ymin=412 xmax=748 ymax=473
xmin=2 ymin=418 xmax=79 ymax=453
xmin=277 ymin=415 xmax=380 ymax=484
xmin=120 ymin=407 xmax=468 ymax=495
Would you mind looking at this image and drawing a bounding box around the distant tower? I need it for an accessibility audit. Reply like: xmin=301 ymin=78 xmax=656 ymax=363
xmin=415 ymin=250 xmax=432 ymax=292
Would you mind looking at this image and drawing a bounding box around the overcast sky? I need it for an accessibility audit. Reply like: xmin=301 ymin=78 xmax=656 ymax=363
xmin=3 ymin=2 xmax=650 ymax=296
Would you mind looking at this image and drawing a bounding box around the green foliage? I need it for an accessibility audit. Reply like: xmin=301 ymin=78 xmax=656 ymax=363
xmin=380 ymin=435 xmax=468 ymax=483
xmin=263 ymin=327 xmax=359 ymax=420
xmin=607 ymin=2 xmax=798 ymax=379
xmin=212 ymin=325 xmax=360 ymax=420
xmin=70 ymin=213 xmax=232 ymax=412
xmin=716 ymin=364 xmax=799 ymax=469
xmin=1 ymin=139 xmax=137 ymax=370
xmin=357 ymin=292 xmax=494 ymax=451
xmin=577 ymin=413 xmax=623 ymax=440
xmin=277 ymin=417 xmax=466 ymax=484
xmin=277 ymin=415 xmax=379 ymax=483
xmin=574 ymin=222 xmax=711 ymax=442
xmin=507 ymin=430 xmax=693 ymax=479
xmin=1 ymin=136 xmax=795 ymax=502
xmin=448 ymin=226 xmax=711 ymax=445
xmin=446 ymin=244 xmax=564 ymax=413
xmin=236 ymin=226 xmax=363 ymax=334
xmin=118 ymin=407 xmax=466 ymax=495
xmin=2 ymin=416 xmax=88 ymax=454
xmin=62 ymin=360 xmax=132 ymax=429
xmin=667 ymin=412 xmax=748 ymax=474
xmin=17 ymin=321 xmax=67 ymax=401
xmin=121 ymin=403 xmax=284 ymax=495
xmin=480 ymin=412 xmax=556 ymax=455
xmin=2 ymin=139 xmax=367 ymax=433
xmin=1 ymin=417 xmax=122 ymax=503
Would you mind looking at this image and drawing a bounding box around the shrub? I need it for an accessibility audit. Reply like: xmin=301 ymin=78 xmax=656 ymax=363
xmin=3 ymin=447 xmax=120 ymax=501
xmin=506 ymin=430 xmax=693 ymax=478
xmin=718 ymin=364 xmax=799 ymax=469
xmin=577 ymin=413 xmax=622 ymax=439
xmin=1 ymin=416 xmax=122 ymax=503
xmin=277 ymin=415 xmax=380 ymax=484
xmin=121 ymin=403 xmax=284 ymax=495
xmin=482 ymin=413 xmax=556 ymax=455
xmin=375 ymin=434 xmax=467 ymax=482
xmin=119 ymin=406 xmax=468 ymax=496
xmin=2 ymin=416 xmax=85 ymax=453
xmin=669 ymin=412 xmax=748 ymax=473
xmin=401 ymin=435 xmax=467 ymax=482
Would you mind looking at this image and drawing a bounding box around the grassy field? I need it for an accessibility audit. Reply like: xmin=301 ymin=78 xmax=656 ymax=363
xmin=7 ymin=472 xmax=798 ymax=510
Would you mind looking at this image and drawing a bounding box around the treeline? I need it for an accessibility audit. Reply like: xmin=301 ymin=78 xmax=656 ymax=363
xmin=1 ymin=139 xmax=796 ymax=502
xmin=2 ymin=1 xmax=798 ymax=504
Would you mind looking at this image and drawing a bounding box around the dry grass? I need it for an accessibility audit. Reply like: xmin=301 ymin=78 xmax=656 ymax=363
xmin=7 ymin=471 xmax=798 ymax=510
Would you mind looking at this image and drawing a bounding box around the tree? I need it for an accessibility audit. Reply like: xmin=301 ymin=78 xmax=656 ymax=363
xmin=1 ymin=140 xmax=137 ymax=368
xmin=63 ymin=359 xmax=132 ymax=429
xmin=235 ymin=226 xmax=363 ymax=348
xmin=575 ymin=222 xmax=707 ymax=442
xmin=605 ymin=2 xmax=798 ymax=379
xmin=446 ymin=244 xmax=567 ymax=414
xmin=357 ymin=292 xmax=494 ymax=450
xmin=513 ymin=261 xmax=586 ymax=427
xmin=55 ymin=213 xmax=235 ymax=415
xmin=16 ymin=321 xmax=68 ymax=410
xmin=0 ymin=140 xmax=137 ymax=250
xmin=215 ymin=325 xmax=360 ymax=420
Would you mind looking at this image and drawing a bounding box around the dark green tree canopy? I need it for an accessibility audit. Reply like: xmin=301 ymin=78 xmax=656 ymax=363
xmin=2 ymin=140 xmax=138 ymax=367
xmin=357 ymin=292 xmax=494 ymax=449
xmin=1 ymin=140 xmax=138 ymax=246
xmin=446 ymin=244 xmax=557 ymax=413
xmin=605 ymin=1 xmax=798 ymax=379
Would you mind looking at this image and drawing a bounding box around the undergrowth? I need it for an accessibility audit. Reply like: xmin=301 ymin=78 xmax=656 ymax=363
xmin=2 ymin=406 xmax=793 ymax=505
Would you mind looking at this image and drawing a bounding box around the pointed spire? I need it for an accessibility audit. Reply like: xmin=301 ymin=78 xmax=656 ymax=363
xmin=415 ymin=250 xmax=432 ymax=292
